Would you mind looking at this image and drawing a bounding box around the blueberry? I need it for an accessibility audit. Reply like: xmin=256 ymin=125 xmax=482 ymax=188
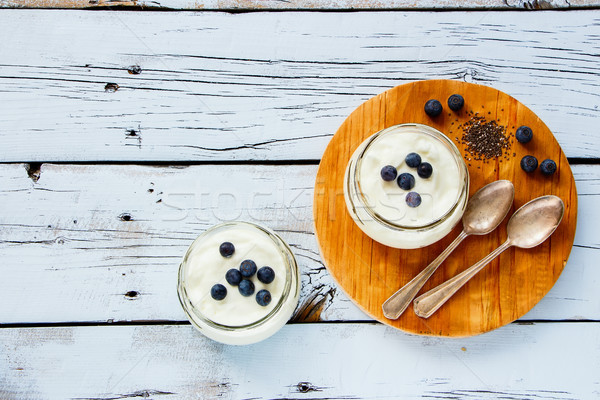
xmin=424 ymin=99 xmax=443 ymax=117
xmin=257 ymin=266 xmax=275 ymax=284
xmin=219 ymin=242 xmax=235 ymax=257
xmin=515 ymin=126 xmax=533 ymax=144
xmin=447 ymin=94 xmax=464 ymax=111
xmin=256 ymin=289 xmax=272 ymax=307
xmin=520 ymin=155 xmax=538 ymax=172
xmin=417 ymin=162 xmax=433 ymax=179
xmin=380 ymin=165 xmax=397 ymax=182
xmin=240 ymin=259 xmax=257 ymax=278
xmin=540 ymin=159 xmax=557 ymax=175
xmin=406 ymin=192 xmax=422 ymax=208
xmin=397 ymin=173 xmax=415 ymax=191
xmin=405 ymin=152 xmax=422 ymax=168
xmin=238 ymin=279 xmax=255 ymax=297
xmin=210 ymin=284 xmax=227 ymax=301
xmin=225 ymin=269 xmax=242 ymax=286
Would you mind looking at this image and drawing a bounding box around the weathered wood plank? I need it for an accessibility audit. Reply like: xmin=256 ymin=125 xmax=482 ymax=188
xmin=1 ymin=0 xmax=598 ymax=10
xmin=0 ymin=163 xmax=597 ymax=324
xmin=0 ymin=10 xmax=599 ymax=161
xmin=1 ymin=323 xmax=599 ymax=399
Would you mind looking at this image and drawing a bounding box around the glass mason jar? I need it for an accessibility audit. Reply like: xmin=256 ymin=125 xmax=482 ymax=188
xmin=344 ymin=123 xmax=470 ymax=249
xmin=178 ymin=221 xmax=300 ymax=345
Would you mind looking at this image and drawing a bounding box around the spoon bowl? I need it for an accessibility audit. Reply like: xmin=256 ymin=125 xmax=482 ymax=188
xmin=506 ymin=195 xmax=565 ymax=248
xmin=462 ymin=180 xmax=515 ymax=235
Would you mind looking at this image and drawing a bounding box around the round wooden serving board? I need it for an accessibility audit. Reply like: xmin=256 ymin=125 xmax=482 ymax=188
xmin=313 ymin=80 xmax=577 ymax=337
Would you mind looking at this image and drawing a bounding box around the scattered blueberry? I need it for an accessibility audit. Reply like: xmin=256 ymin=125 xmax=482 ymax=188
xmin=405 ymin=152 xmax=422 ymax=168
xmin=520 ymin=155 xmax=538 ymax=172
xmin=424 ymin=99 xmax=443 ymax=117
xmin=238 ymin=279 xmax=255 ymax=297
xmin=447 ymin=94 xmax=464 ymax=111
xmin=219 ymin=242 xmax=235 ymax=257
xmin=397 ymin=173 xmax=415 ymax=190
xmin=240 ymin=259 xmax=257 ymax=278
xmin=515 ymin=126 xmax=533 ymax=144
xmin=225 ymin=269 xmax=242 ymax=286
xmin=257 ymin=266 xmax=275 ymax=284
xmin=256 ymin=289 xmax=272 ymax=306
xmin=406 ymin=192 xmax=422 ymax=208
xmin=540 ymin=159 xmax=557 ymax=175
xmin=210 ymin=284 xmax=227 ymax=301
xmin=417 ymin=162 xmax=433 ymax=179
xmin=380 ymin=165 xmax=397 ymax=182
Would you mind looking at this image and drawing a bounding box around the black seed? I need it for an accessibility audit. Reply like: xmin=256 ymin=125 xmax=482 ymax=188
xmin=459 ymin=114 xmax=512 ymax=162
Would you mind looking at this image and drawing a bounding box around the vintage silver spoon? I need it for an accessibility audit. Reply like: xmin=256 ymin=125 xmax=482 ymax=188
xmin=382 ymin=180 xmax=514 ymax=320
xmin=413 ymin=195 xmax=564 ymax=319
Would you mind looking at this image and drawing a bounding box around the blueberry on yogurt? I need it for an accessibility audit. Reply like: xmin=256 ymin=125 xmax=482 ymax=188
xmin=397 ymin=173 xmax=415 ymax=191
xmin=219 ymin=242 xmax=235 ymax=258
xmin=405 ymin=152 xmax=422 ymax=168
xmin=380 ymin=165 xmax=397 ymax=182
xmin=211 ymin=284 xmax=227 ymax=301
xmin=405 ymin=192 xmax=422 ymax=208
xmin=256 ymin=290 xmax=272 ymax=307
xmin=257 ymin=266 xmax=275 ymax=284
xmin=225 ymin=269 xmax=242 ymax=286
xmin=240 ymin=259 xmax=257 ymax=278
xmin=238 ymin=279 xmax=255 ymax=297
xmin=417 ymin=162 xmax=433 ymax=179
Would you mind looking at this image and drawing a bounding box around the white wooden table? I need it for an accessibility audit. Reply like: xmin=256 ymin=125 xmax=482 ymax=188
xmin=1 ymin=4 xmax=599 ymax=399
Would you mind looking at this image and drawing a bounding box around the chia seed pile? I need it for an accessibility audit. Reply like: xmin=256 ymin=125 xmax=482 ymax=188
xmin=457 ymin=113 xmax=512 ymax=163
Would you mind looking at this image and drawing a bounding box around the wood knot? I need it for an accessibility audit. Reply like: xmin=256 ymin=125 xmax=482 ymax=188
xmin=104 ymin=83 xmax=119 ymax=92
xmin=119 ymin=213 xmax=132 ymax=222
xmin=296 ymin=382 xmax=319 ymax=393
xmin=26 ymin=163 xmax=42 ymax=183
xmin=127 ymin=65 xmax=142 ymax=75
xmin=125 ymin=291 xmax=139 ymax=299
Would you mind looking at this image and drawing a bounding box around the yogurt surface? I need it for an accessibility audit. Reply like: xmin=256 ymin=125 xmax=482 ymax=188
xmin=184 ymin=224 xmax=287 ymax=326
xmin=357 ymin=127 xmax=461 ymax=227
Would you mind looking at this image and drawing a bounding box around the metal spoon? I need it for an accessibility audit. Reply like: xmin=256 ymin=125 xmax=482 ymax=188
xmin=382 ymin=180 xmax=515 ymax=320
xmin=413 ymin=195 xmax=564 ymax=319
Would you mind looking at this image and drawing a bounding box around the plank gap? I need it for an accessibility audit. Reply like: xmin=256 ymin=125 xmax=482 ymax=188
xmin=0 ymin=158 xmax=598 ymax=166
xmin=1 ymin=319 xmax=599 ymax=329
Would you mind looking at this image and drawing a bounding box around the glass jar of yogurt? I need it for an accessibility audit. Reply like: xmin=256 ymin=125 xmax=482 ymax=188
xmin=344 ymin=123 xmax=469 ymax=249
xmin=177 ymin=221 xmax=300 ymax=345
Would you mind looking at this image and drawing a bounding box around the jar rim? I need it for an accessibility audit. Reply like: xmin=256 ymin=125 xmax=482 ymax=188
xmin=352 ymin=123 xmax=469 ymax=231
xmin=177 ymin=221 xmax=298 ymax=332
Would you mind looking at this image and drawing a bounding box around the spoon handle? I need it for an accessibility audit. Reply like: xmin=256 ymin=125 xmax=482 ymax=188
xmin=382 ymin=230 xmax=469 ymax=320
xmin=413 ymin=240 xmax=512 ymax=318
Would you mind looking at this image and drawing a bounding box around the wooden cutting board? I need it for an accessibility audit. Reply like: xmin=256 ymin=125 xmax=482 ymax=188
xmin=313 ymin=80 xmax=577 ymax=337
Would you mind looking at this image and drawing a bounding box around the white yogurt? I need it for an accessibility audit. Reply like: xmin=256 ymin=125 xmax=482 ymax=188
xmin=357 ymin=128 xmax=461 ymax=226
xmin=344 ymin=124 xmax=469 ymax=249
xmin=178 ymin=222 xmax=300 ymax=345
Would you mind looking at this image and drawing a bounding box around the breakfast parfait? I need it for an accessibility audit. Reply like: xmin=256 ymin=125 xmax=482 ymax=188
xmin=344 ymin=123 xmax=470 ymax=249
xmin=178 ymin=222 xmax=300 ymax=345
